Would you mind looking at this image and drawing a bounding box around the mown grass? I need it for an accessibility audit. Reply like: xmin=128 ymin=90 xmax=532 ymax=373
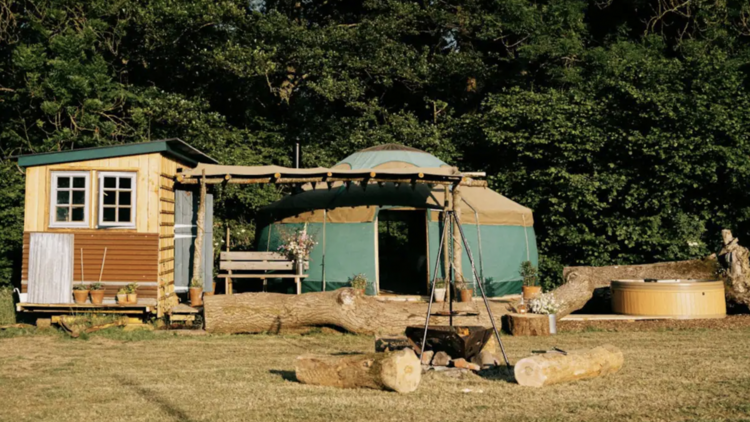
xmin=0 ymin=287 xmax=16 ymax=325
xmin=1 ymin=320 xmax=749 ymax=422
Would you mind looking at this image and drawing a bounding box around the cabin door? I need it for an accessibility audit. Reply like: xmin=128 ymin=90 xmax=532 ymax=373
xmin=27 ymin=233 xmax=74 ymax=303
xmin=174 ymin=189 xmax=214 ymax=293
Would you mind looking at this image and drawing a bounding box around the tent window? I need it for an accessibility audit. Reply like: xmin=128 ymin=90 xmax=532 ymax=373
xmin=49 ymin=172 xmax=90 ymax=228
xmin=98 ymin=172 xmax=136 ymax=228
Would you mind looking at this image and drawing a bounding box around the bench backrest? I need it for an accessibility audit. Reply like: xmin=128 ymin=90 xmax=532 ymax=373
xmin=219 ymin=251 xmax=308 ymax=271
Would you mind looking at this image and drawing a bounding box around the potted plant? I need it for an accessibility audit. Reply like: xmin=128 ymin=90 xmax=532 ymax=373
xmin=520 ymin=261 xmax=541 ymax=301
xmin=72 ymin=283 xmax=89 ymax=304
xmin=125 ymin=282 xmax=138 ymax=304
xmin=433 ymin=278 xmax=447 ymax=303
xmin=349 ymin=273 xmax=369 ymax=295
xmin=529 ymin=292 xmax=562 ymax=334
xmin=116 ymin=287 xmax=128 ymax=304
xmin=89 ymin=282 xmax=105 ymax=305
xmin=455 ymin=279 xmax=473 ymax=302
xmin=189 ymin=277 xmax=204 ymax=307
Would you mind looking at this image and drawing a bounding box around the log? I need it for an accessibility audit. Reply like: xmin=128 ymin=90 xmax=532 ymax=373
xmin=514 ymin=344 xmax=624 ymax=387
xmin=295 ymin=348 xmax=422 ymax=393
xmin=203 ymin=288 xmax=513 ymax=335
xmin=503 ymin=313 xmax=550 ymax=336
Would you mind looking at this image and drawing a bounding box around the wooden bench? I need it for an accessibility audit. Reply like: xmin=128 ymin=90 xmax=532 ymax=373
xmin=218 ymin=251 xmax=308 ymax=295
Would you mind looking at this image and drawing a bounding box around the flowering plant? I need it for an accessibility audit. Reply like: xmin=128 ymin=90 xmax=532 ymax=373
xmin=529 ymin=292 xmax=562 ymax=315
xmin=277 ymin=228 xmax=317 ymax=260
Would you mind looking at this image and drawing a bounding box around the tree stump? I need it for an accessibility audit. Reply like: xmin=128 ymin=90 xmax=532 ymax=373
xmin=295 ymin=348 xmax=422 ymax=393
xmin=514 ymin=344 xmax=624 ymax=387
xmin=503 ymin=313 xmax=550 ymax=336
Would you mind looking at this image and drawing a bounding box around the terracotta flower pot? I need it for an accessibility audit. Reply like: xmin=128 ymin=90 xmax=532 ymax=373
xmin=522 ymin=286 xmax=542 ymax=301
xmin=354 ymin=288 xmax=365 ymax=296
xmin=126 ymin=293 xmax=138 ymax=304
xmin=116 ymin=293 xmax=127 ymax=304
xmin=459 ymin=289 xmax=473 ymax=303
xmin=73 ymin=290 xmax=89 ymax=304
xmin=90 ymin=290 xmax=105 ymax=305
xmin=189 ymin=287 xmax=203 ymax=307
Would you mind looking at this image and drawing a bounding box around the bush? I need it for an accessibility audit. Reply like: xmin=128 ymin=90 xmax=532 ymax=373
xmin=0 ymin=287 xmax=16 ymax=325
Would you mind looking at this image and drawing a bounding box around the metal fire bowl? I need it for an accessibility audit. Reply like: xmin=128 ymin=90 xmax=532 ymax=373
xmin=405 ymin=326 xmax=493 ymax=360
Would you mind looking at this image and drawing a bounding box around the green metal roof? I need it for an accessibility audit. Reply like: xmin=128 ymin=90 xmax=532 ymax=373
xmin=16 ymin=139 xmax=218 ymax=168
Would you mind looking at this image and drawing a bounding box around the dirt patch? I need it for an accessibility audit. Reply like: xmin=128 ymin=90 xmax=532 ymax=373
xmin=560 ymin=314 xmax=750 ymax=333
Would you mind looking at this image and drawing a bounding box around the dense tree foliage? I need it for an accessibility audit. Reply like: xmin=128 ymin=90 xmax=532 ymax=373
xmin=2 ymin=0 xmax=750 ymax=288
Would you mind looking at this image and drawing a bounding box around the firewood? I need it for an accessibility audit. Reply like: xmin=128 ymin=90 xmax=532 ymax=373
xmin=503 ymin=313 xmax=550 ymax=336
xmin=295 ymin=348 xmax=422 ymax=393
xmin=514 ymin=345 xmax=624 ymax=387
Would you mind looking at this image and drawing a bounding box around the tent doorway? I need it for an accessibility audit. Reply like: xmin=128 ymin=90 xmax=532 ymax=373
xmin=377 ymin=209 xmax=428 ymax=295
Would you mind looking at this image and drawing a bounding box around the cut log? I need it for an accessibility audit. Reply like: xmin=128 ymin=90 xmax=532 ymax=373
xmin=514 ymin=344 xmax=624 ymax=387
xmin=295 ymin=348 xmax=422 ymax=393
xmin=503 ymin=313 xmax=550 ymax=336
xmin=203 ymin=288 xmax=513 ymax=335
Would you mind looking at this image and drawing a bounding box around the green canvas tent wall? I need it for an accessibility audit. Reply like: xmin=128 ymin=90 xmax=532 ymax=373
xmin=256 ymin=144 xmax=538 ymax=297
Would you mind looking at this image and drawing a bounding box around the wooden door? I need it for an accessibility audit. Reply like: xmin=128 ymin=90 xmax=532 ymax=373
xmin=27 ymin=233 xmax=74 ymax=303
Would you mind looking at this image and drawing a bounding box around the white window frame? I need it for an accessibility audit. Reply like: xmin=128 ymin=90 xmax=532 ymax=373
xmin=49 ymin=171 xmax=91 ymax=228
xmin=98 ymin=171 xmax=137 ymax=229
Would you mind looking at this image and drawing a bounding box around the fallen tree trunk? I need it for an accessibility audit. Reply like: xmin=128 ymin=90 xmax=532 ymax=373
xmin=203 ymin=288 xmax=512 ymax=335
xmin=295 ymin=348 xmax=422 ymax=393
xmin=555 ymin=257 xmax=720 ymax=318
xmin=514 ymin=344 xmax=624 ymax=387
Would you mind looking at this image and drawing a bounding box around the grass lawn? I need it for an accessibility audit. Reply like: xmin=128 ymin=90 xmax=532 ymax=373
xmin=1 ymin=318 xmax=749 ymax=422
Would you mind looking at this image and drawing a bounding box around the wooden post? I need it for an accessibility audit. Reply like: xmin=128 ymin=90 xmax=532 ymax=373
xmin=191 ymin=170 xmax=207 ymax=291
xmin=226 ymin=226 xmax=232 ymax=295
xmin=452 ymin=185 xmax=463 ymax=285
xmin=442 ymin=186 xmax=451 ymax=303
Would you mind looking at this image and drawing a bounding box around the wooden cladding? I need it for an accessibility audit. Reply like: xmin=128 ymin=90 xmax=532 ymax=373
xmin=22 ymin=232 xmax=159 ymax=283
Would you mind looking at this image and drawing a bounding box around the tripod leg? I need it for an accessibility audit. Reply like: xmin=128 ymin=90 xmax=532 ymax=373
xmin=454 ymin=213 xmax=511 ymax=369
xmin=420 ymin=212 xmax=450 ymax=358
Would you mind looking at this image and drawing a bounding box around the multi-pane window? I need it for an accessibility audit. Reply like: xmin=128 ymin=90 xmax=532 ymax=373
xmin=98 ymin=172 xmax=136 ymax=228
xmin=49 ymin=172 xmax=90 ymax=228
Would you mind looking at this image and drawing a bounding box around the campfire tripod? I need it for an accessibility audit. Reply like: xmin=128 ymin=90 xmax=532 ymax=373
xmin=419 ymin=210 xmax=511 ymax=369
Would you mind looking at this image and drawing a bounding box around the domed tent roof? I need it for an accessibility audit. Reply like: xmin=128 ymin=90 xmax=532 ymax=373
xmin=333 ymin=144 xmax=450 ymax=170
xmin=260 ymin=143 xmax=533 ymax=227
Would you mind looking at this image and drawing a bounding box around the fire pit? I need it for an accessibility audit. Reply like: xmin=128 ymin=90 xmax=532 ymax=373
xmin=405 ymin=326 xmax=493 ymax=360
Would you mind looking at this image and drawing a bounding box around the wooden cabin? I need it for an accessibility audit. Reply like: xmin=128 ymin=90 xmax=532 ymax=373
xmin=16 ymin=139 xmax=216 ymax=317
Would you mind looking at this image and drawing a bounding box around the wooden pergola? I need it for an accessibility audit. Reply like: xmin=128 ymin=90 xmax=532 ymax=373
xmin=175 ymin=163 xmax=487 ymax=299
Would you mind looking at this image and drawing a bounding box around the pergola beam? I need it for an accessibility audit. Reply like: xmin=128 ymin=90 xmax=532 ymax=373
xmin=177 ymin=176 xmax=487 ymax=187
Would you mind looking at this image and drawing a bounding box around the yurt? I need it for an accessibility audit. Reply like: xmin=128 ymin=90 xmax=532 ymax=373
xmin=256 ymin=144 xmax=538 ymax=297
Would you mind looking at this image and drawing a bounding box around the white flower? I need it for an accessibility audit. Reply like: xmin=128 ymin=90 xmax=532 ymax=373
xmin=529 ymin=292 xmax=562 ymax=315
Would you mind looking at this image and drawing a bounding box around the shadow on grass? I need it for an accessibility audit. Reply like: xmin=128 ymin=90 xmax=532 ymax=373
xmin=117 ymin=376 xmax=196 ymax=422
xmin=476 ymin=365 xmax=517 ymax=383
xmin=269 ymin=369 xmax=298 ymax=382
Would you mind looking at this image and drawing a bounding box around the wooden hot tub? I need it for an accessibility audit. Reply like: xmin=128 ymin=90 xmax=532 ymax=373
xmin=611 ymin=279 xmax=726 ymax=319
